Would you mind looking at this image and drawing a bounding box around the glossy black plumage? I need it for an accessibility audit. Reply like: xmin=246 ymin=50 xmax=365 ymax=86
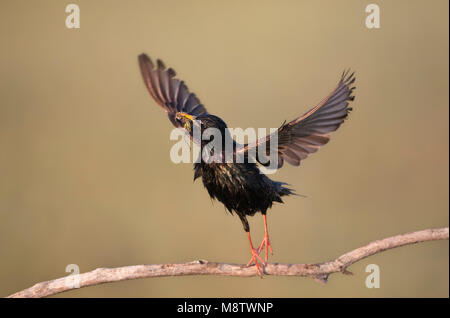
xmin=138 ymin=53 xmax=355 ymax=272
xmin=189 ymin=114 xmax=294 ymax=232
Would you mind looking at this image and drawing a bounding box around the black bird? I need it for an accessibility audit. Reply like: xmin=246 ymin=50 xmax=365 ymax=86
xmin=138 ymin=53 xmax=355 ymax=275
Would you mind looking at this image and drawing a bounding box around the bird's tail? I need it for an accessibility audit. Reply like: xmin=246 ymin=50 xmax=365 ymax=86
xmin=274 ymin=181 xmax=297 ymax=197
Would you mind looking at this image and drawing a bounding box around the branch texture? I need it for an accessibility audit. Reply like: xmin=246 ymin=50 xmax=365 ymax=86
xmin=7 ymin=227 xmax=448 ymax=298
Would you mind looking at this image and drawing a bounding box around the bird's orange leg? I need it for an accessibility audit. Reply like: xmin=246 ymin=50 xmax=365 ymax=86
xmin=257 ymin=214 xmax=273 ymax=263
xmin=245 ymin=231 xmax=264 ymax=276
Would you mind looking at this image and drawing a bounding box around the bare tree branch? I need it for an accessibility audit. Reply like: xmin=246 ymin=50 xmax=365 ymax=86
xmin=7 ymin=227 xmax=448 ymax=298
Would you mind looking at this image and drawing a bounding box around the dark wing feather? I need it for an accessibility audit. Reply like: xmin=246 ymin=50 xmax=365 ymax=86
xmin=138 ymin=54 xmax=208 ymax=127
xmin=240 ymin=70 xmax=355 ymax=168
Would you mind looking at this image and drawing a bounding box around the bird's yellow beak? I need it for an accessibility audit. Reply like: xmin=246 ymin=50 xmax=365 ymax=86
xmin=175 ymin=112 xmax=197 ymax=132
xmin=176 ymin=112 xmax=195 ymax=121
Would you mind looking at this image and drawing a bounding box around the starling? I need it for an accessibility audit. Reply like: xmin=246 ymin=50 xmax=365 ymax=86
xmin=138 ymin=53 xmax=355 ymax=275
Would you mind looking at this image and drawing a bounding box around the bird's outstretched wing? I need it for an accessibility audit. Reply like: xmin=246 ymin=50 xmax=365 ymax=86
xmin=238 ymin=70 xmax=356 ymax=169
xmin=138 ymin=53 xmax=208 ymax=127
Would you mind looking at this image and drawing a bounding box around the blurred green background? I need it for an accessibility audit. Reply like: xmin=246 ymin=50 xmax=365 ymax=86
xmin=0 ymin=0 xmax=448 ymax=297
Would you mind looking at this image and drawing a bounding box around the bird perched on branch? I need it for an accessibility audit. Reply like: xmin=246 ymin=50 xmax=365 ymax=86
xmin=138 ymin=53 xmax=355 ymax=275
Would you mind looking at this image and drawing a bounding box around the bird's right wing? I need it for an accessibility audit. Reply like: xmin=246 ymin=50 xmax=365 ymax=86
xmin=237 ymin=70 xmax=356 ymax=169
xmin=138 ymin=53 xmax=208 ymax=127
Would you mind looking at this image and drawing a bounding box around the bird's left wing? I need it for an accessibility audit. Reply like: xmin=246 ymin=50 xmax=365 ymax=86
xmin=138 ymin=53 xmax=208 ymax=127
xmin=238 ymin=70 xmax=355 ymax=169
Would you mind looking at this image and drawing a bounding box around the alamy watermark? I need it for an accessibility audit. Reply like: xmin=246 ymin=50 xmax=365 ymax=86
xmin=65 ymin=264 xmax=81 ymax=289
xmin=365 ymin=264 xmax=380 ymax=288
xmin=169 ymin=119 xmax=279 ymax=174
xmin=65 ymin=4 xmax=80 ymax=29
xmin=365 ymin=4 xmax=380 ymax=29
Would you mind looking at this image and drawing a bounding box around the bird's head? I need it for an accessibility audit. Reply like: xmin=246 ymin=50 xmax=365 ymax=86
xmin=175 ymin=112 xmax=229 ymax=153
xmin=175 ymin=112 xmax=197 ymax=134
xmin=175 ymin=113 xmax=227 ymax=134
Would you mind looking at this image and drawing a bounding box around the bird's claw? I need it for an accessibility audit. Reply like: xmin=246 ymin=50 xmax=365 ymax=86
xmin=246 ymin=248 xmax=264 ymax=277
xmin=257 ymin=234 xmax=273 ymax=263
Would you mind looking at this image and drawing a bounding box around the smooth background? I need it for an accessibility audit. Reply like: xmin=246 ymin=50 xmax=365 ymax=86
xmin=0 ymin=0 xmax=448 ymax=297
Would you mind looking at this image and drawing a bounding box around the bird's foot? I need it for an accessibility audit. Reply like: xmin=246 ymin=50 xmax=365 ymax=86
xmin=257 ymin=233 xmax=273 ymax=263
xmin=246 ymin=247 xmax=264 ymax=277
